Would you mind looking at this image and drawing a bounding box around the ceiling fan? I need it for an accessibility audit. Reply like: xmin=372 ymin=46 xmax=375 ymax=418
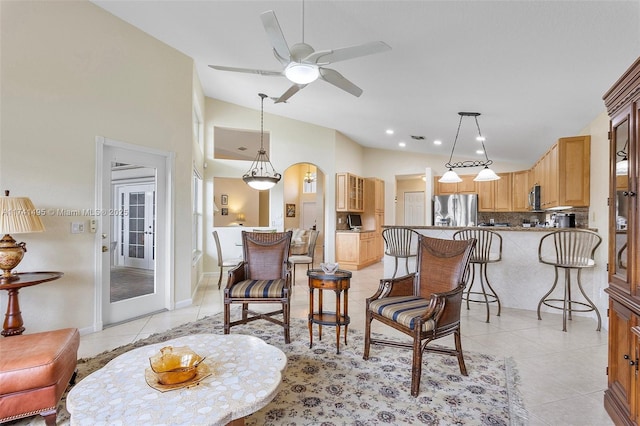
xmin=208 ymin=6 xmax=391 ymax=103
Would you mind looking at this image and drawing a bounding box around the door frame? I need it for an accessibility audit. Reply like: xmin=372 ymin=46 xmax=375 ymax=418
xmin=94 ymin=136 xmax=175 ymax=331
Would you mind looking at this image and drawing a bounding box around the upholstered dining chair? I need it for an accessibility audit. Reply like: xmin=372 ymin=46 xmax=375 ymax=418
xmin=288 ymin=230 xmax=319 ymax=285
xmin=212 ymin=230 xmax=242 ymax=289
xmin=363 ymin=235 xmax=476 ymax=396
xmin=224 ymin=231 xmax=293 ymax=343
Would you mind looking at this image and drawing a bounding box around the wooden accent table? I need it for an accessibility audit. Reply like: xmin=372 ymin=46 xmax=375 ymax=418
xmin=307 ymin=268 xmax=352 ymax=354
xmin=0 ymin=272 xmax=63 ymax=337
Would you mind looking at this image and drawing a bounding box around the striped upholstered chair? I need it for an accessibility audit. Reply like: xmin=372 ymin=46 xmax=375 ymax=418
xmin=224 ymin=231 xmax=293 ymax=343
xmin=363 ymin=235 xmax=476 ymax=396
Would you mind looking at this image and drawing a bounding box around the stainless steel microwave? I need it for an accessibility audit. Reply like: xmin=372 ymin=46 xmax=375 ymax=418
xmin=528 ymin=184 xmax=542 ymax=211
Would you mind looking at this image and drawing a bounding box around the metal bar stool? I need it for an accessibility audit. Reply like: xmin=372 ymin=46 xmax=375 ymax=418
xmin=382 ymin=228 xmax=419 ymax=278
xmin=453 ymin=228 xmax=502 ymax=323
xmin=537 ymin=229 xmax=602 ymax=332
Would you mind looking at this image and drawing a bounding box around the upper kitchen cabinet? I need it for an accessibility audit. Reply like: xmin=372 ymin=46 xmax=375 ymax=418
xmin=532 ymin=136 xmax=590 ymax=210
xmin=433 ymin=174 xmax=476 ymax=195
xmin=512 ymin=170 xmax=530 ymax=212
xmin=336 ymin=172 xmax=364 ymax=212
xmin=477 ymin=173 xmax=512 ymax=212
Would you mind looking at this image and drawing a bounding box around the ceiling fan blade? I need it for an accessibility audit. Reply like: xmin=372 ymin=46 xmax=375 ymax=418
xmin=208 ymin=65 xmax=282 ymax=77
xmin=260 ymin=10 xmax=291 ymax=65
xmin=274 ymin=84 xmax=307 ymax=103
xmin=304 ymin=41 xmax=391 ymax=65
xmin=319 ymin=68 xmax=363 ymax=97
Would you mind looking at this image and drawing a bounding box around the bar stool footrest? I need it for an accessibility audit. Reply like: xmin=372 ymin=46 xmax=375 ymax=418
xmin=540 ymin=298 xmax=596 ymax=313
xmin=463 ymin=291 xmax=500 ymax=304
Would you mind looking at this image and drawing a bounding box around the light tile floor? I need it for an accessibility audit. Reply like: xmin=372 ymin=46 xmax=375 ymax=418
xmin=79 ymin=261 xmax=613 ymax=426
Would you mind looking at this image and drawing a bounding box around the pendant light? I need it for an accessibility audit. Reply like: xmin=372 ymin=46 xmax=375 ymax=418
xmin=303 ymin=164 xmax=316 ymax=183
xmin=439 ymin=112 xmax=500 ymax=183
xmin=242 ymin=93 xmax=281 ymax=190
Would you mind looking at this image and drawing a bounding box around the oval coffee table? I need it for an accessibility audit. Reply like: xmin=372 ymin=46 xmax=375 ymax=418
xmin=67 ymin=334 xmax=286 ymax=426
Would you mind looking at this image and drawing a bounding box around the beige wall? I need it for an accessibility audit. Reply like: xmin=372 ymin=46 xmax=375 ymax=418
xmin=213 ymin=177 xmax=260 ymax=227
xmin=0 ymin=1 xmax=198 ymax=333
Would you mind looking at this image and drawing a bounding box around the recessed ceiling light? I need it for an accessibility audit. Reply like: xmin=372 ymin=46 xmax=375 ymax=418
xmin=433 ymin=140 xmax=442 ymax=145
xmin=386 ymin=129 xmax=394 ymax=135
xmin=476 ymin=136 xmax=486 ymax=142
xmin=398 ymin=142 xmax=406 ymax=147
xmin=476 ymin=149 xmax=484 ymax=155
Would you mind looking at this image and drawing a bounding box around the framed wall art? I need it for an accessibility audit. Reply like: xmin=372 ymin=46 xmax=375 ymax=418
xmin=221 ymin=194 xmax=228 ymax=205
xmin=286 ymin=203 xmax=296 ymax=218
xmin=221 ymin=207 xmax=228 ymax=216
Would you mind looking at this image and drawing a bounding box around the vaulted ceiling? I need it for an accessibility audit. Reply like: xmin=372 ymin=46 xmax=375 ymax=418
xmin=93 ymin=0 xmax=640 ymax=165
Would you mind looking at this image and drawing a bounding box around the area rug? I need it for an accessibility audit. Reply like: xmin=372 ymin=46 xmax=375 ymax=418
xmin=19 ymin=312 xmax=528 ymax=425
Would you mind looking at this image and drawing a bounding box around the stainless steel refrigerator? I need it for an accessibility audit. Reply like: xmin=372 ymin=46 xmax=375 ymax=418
xmin=433 ymin=194 xmax=478 ymax=227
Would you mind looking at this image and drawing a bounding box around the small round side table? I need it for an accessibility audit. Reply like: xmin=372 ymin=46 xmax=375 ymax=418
xmin=0 ymin=272 xmax=63 ymax=336
xmin=307 ymin=268 xmax=352 ymax=354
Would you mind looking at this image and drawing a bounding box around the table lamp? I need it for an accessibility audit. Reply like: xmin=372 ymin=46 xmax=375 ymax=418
xmin=0 ymin=191 xmax=45 ymax=281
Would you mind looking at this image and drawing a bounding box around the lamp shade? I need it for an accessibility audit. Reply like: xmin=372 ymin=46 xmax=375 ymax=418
xmin=439 ymin=170 xmax=463 ymax=183
xmin=473 ymin=167 xmax=501 ymax=182
xmin=0 ymin=194 xmax=45 ymax=234
xmin=243 ymin=175 xmax=280 ymax=191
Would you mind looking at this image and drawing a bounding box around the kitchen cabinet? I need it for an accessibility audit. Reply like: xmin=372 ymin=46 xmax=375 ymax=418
xmin=533 ymin=136 xmax=590 ymax=209
xmin=433 ymin=174 xmax=476 ymax=195
xmin=512 ymin=170 xmax=530 ymax=212
xmin=363 ymin=178 xmax=385 ymax=262
xmin=603 ymin=56 xmax=640 ymax=426
xmin=336 ymin=172 xmax=364 ymax=212
xmin=476 ymin=173 xmax=512 ymax=212
xmin=335 ymin=231 xmax=377 ymax=270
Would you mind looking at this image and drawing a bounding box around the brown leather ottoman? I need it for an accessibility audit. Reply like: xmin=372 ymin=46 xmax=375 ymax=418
xmin=0 ymin=328 xmax=79 ymax=425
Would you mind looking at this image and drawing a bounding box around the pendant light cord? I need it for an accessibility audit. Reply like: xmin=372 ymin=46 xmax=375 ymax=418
xmin=474 ymin=115 xmax=491 ymax=163
xmin=447 ymin=114 xmax=464 ymax=165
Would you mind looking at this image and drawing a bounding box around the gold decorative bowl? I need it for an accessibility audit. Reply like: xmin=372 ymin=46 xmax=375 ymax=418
xmin=149 ymin=346 xmax=204 ymax=385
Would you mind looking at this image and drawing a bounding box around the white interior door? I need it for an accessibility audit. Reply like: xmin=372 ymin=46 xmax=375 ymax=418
xmin=404 ymin=191 xmax=425 ymax=226
xmin=101 ymin=143 xmax=167 ymax=325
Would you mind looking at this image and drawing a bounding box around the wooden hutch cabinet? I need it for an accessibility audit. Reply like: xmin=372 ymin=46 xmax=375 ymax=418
xmin=604 ymin=56 xmax=640 ymax=426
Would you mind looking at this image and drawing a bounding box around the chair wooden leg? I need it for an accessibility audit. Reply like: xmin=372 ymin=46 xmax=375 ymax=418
xmin=411 ymin=329 xmax=422 ymax=397
xmin=283 ymin=299 xmax=291 ymax=344
xmin=40 ymin=409 xmax=57 ymax=426
xmin=218 ymin=267 xmax=223 ymax=289
xmin=224 ymin=302 xmax=231 ymax=335
xmin=454 ymin=329 xmax=468 ymax=376
xmin=363 ymin=309 xmax=372 ymax=360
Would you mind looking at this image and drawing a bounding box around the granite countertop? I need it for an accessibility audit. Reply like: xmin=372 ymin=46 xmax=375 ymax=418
xmin=382 ymin=225 xmax=598 ymax=232
xmin=336 ymin=229 xmax=376 ymax=233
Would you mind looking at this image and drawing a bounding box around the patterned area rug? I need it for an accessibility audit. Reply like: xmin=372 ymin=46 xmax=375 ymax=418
xmin=12 ymin=312 xmax=528 ymax=425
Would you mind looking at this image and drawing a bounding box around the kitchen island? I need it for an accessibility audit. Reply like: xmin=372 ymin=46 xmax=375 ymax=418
xmin=382 ymin=225 xmax=607 ymax=324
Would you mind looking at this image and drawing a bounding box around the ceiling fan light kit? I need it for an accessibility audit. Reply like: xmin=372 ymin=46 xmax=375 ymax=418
xmin=438 ymin=112 xmax=501 ymax=183
xmin=285 ymin=62 xmax=319 ymax=84
xmin=243 ymin=93 xmax=281 ymax=191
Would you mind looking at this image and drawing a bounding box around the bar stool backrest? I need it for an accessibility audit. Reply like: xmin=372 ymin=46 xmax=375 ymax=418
xmin=453 ymin=228 xmax=502 ymax=263
xmin=538 ymin=229 xmax=601 ymax=268
xmin=382 ymin=228 xmax=419 ymax=258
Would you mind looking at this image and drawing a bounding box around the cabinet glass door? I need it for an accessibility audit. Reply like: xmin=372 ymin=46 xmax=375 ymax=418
xmin=612 ymin=112 xmax=631 ymax=289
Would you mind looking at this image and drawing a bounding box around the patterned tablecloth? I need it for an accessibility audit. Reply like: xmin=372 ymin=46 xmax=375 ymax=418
xmin=67 ymin=334 xmax=287 ymax=426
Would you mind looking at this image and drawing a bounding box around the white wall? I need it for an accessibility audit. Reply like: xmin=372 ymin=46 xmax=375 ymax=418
xmin=579 ymin=111 xmax=610 ymax=323
xmin=0 ymin=1 xmax=198 ymax=333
